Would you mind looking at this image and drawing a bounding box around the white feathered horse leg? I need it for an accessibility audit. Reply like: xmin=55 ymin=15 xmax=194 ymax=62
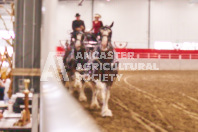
xmin=67 ymin=72 xmax=76 ymax=94
xmin=90 ymin=84 xmax=100 ymax=109
xmin=68 ymin=80 xmax=74 ymax=94
xmin=101 ymin=85 xmax=112 ymax=117
xmin=78 ymin=82 xmax=87 ymax=102
xmin=64 ymin=75 xmax=74 ymax=94
xmin=72 ymin=72 xmax=87 ymax=102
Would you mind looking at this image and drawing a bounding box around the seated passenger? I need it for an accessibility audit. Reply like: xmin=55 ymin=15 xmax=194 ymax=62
xmin=90 ymin=14 xmax=103 ymax=37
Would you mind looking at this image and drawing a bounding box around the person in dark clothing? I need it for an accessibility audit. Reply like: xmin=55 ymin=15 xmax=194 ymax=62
xmin=66 ymin=13 xmax=86 ymax=69
xmin=72 ymin=13 xmax=85 ymax=32
xmin=71 ymin=13 xmax=85 ymax=47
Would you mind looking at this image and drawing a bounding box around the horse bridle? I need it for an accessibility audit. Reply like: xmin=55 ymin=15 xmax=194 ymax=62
xmin=100 ymin=27 xmax=112 ymax=43
xmin=100 ymin=34 xmax=112 ymax=50
xmin=74 ymin=32 xmax=85 ymax=50
xmin=75 ymin=32 xmax=84 ymax=41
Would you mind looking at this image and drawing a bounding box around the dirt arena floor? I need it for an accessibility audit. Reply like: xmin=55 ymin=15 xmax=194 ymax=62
xmin=73 ymin=71 xmax=198 ymax=132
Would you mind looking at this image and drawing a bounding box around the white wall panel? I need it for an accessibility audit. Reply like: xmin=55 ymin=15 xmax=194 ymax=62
xmin=56 ymin=0 xmax=148 ymax=48
xmin=56 ymin=1 xmax=92 ymax=43
xmin=150 ymin=0 xmax=198 ymax=48
xmin=94 ymin=0 xmax=149 ymax=49
xmin=55 ymin=0 xmax=198 ymax=50
xmin=41 ymin=0 xmax=58 ymax=70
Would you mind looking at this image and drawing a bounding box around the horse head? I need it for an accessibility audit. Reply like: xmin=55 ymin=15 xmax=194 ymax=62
xmin=99 ymin=22 xmax=114 ymax=50
xmin=73 ymin=31 xmax=85 ymax=51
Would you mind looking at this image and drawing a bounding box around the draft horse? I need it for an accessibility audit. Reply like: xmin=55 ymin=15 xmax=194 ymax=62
xmin=82 ymin=22 xmax=119 ymax=117
xmin=63 ymin=31 xmax=88 ymax=101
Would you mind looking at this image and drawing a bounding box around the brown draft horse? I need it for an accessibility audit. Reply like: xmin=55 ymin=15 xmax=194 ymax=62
xmin=82 ymin=22 xmax=119 ymax=117
xmin=63 ymin=31 xmax=88 ymax=101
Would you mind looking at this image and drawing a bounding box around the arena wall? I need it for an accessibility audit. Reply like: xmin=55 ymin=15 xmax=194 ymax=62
xmin=56 ymin=0 xmax=198 ymax=49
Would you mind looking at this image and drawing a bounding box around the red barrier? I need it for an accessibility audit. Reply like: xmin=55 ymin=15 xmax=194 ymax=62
xmin=56 ymin=46 xmax=198 ymax=59
xmin=115 ymin=48 xmax=198 ymax=59
xmin=56 ymin=46 xmax=65 ymax=56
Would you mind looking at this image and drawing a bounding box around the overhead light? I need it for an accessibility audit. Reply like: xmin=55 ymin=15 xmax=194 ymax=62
xmin=42 ymin=7 xmax=46 ymax=12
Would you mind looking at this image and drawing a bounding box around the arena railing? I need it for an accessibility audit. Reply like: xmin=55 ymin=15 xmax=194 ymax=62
xmin=56 ymin=45 xmax=198 ymax=60
xmin=114 ymin=48 xmax=198 ymax=60
xmin=40 ymin=77 xmax=100 ymax=132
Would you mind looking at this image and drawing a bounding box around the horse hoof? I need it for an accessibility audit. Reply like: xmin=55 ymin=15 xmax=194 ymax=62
xmin=79 ymin=95 xmax=87 ymax=102
xmin=101 ymin=109 xmax=112 ymax=117
xmin=90 ymin=102 xmax=100 ymax=110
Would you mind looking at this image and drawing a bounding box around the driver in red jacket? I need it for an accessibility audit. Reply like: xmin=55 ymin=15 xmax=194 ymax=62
xmin=90 ymin=14 xmax=103 ymax=37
